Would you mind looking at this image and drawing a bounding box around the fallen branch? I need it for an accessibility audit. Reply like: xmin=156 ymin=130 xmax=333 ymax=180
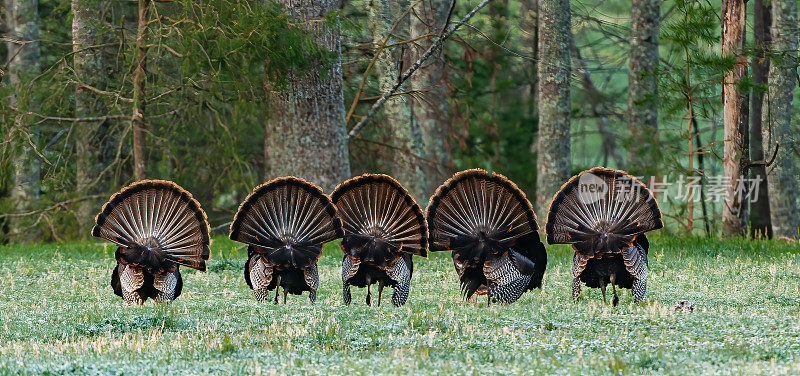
xmin=346 ymin=0 xmax=494 ymax=141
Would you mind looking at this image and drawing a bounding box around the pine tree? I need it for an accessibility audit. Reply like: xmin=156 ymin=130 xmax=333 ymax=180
xmin=410 ymin=0 xmax=453 ymax=195
xmin=749 ymin=0 xmax=771 ymax=238
xmin=132 ymin=0 xmax=149 ymax=180
xmin=721 ymin=0 xmax=748 ymax=236
xmin=369 ymin=0 xmax=426 ymax=201
xmin=73 ymin=0 xmax=111 ymax=234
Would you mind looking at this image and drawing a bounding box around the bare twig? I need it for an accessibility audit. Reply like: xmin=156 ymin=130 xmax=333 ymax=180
xmin=570 ymin=37 xmax=625 ymax=168
xmin=745 ymin=142 xmax=780 ymax=169
xmin=347 ymin=0 xmax=494 ymax=141
xmin=344 ymin=0 xmax=424 ymax=124
xmin=210 ymin=221 xmax=232 ymax=233
xmin=8 ymin=106 xmax=128 ymax=122
xmin=0 ymin=195 xmax=105 ymax=219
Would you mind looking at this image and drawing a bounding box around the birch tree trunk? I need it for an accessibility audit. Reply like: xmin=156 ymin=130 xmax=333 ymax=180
xmin=536 ymin=0 xmax=571 ymax=220
xmin=132 ymin=0 xmax=149 ymax=181
xmin=721 ymin=0 xmax=749 ymax=236
xmin=409 ymin=0 xmax=452 ymax=195
xmin=7 ymin=0 xmax=41 ymax=240
xmin=73 ymin=0 xmax=109 ymax=234
xmin=265 ymin=0 xmax=350 ymax=192
xmin=761 ymin=0 xmax=799 ymax=239
xmin=369 ymin=0 xmax=426 ymax=200
xmin=749 ymin=0 xmax=771 ymax=238
xmin=627 ymin=0 xmax=660 ymax=176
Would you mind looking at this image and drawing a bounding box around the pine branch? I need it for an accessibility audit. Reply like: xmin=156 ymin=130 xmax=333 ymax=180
xmin=346 ymin=0 xmax=494 ymax=141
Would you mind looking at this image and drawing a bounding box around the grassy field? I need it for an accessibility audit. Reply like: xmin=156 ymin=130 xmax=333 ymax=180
xmin=1 ymin=236 xmax=799 ymax=375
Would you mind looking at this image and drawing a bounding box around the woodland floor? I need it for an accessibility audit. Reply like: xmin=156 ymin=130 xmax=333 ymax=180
xmin=1 ymin=236 xmax=799 ymax=375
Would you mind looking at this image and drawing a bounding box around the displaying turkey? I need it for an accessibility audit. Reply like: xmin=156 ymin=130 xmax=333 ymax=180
xmin=546 ymin=167 xmax=662 ymax=305
xmin=426 ymin=169 xmax=547 ymax=305
xmin=93 ymin=180 xmax=211 ymax=305
xmin=229 ymin=177 xmax=342 ymax=304
xmin=331 ymin=174 xmax=427 ymax=307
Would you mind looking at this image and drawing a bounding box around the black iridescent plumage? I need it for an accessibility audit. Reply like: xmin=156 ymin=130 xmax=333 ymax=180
xmin=426 ymin=169 xmax=547 ymax=305
xmin=94 ymin=180 xmax=210 ymax=304
xmin=547 ymin=167 xmax=662 ymax=305
xmin=230 ymin=177 xmax=342 ymax=304
xmin=331 ymin=174 xmax=427 ymax=306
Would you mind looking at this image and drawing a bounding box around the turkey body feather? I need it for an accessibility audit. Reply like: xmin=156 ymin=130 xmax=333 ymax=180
xmin=94 ymin=180 xmax=210 ymax=304
xmin=332 ymin=174 xmax=425 ymax=306
xmin=231 ymin=177 xmax=342 ymax=304
xmin=426 ymin=169 xmax=547 ymax=305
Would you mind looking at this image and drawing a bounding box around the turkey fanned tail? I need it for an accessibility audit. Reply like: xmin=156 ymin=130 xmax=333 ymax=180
xmin=96 ymin=180 xmax=209 ymax=304
xmin=426 ymin=169 xmax=547 ymax=305
xmin=546 ymin=167 xmax=662 ymax=255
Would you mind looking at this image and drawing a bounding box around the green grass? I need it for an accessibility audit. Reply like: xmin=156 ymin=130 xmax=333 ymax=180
xmin=1 ymin=236 xmax=799 ymax=375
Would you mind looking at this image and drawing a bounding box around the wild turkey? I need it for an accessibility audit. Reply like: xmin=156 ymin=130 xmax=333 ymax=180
xmin=229 ymin=177 xmax=342 ymax=304
xmin=426 ymin=169 xmax=547 ymax=305
xmin=546 ymin=167 xmax=662 ymax=305
xmin=331 ymin=174 xmax=427 ymax=307
xmin=93 ymin=180 xmax=211 ymax=305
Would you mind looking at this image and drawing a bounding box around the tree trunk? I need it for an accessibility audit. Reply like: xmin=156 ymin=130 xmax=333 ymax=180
xmin=7 ymin=0 xmax=41 ymax=240
xmin=536 ymin=0 xmax=571 ymax=220
xmin=761 ymin=0 xmax=799 ymax=239
xmin=265 ymin=0 xmax=350 ymax=192
xmin=369 ymin=0 xmax=426 ymax=201
xmin=409 ymin=0 xmax=452 ymax=196
xmin=749 ymin=0 xmax=771 ymax=238
xmin=73 ymin=0 xmax=110 ymax=234
xmin=627 ymin=0 xmax=660 ymax=177
xmin=132 ymin=0 xmax=149 ymax=181
xmin=721 ymin=0 xmax=749 ymax=237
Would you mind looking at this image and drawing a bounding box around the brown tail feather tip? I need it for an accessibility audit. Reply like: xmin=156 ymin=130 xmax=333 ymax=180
xmin=331 ymin=173 xmax=428 ymax=257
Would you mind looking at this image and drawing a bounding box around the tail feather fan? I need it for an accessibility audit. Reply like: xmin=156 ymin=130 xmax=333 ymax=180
xmin=93 ymin=180 xmax=211 ymax=271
